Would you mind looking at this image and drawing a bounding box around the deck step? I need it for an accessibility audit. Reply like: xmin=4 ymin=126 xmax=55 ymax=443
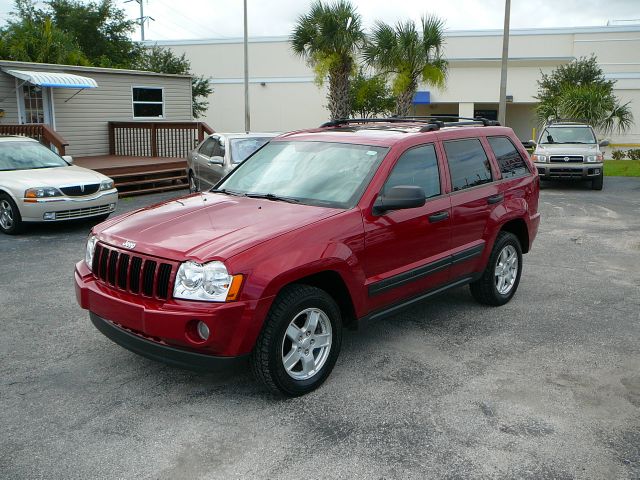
xmin=107 ymin=166 xmax=187 ymax=180
xmin=118 ymin=183 xmax=188 ymax=197
xmin=114 ymin=174 xmax=187 ymax=188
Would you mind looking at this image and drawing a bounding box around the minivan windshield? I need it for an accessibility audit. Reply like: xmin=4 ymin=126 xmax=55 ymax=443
xmin=540 ymin=126 xmax=596 ymax=144
xmin=216 ymin=141 xmax=389 ymax=208
xmin=0 ymin=141 xmax=68 ymax=171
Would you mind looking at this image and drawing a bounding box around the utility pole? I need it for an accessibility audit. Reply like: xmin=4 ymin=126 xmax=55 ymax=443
xmin=243 ymin=0 xmax=250 ymax=133
xmin=126 ymin=0 xmax=154 ymax=41
xmin=498 ymin=0 xmax=511 ymax=126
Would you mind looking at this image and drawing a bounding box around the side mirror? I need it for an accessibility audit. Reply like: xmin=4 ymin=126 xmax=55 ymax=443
xmin=373 ymin=185 xmax=426 ymax=215
xmin=522 ymin=140 xmax=536 ymax=149
xmin=599 ymin=140 xmax=609 ymax=147
xmin=62 ymin=155 xmax=74 ymax=164
xmin=208 ymin=156 xmax=223 ymax=165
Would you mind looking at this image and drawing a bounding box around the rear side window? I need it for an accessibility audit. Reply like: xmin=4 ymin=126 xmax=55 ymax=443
xmin=487 ymin=136 xmax=529 ymax=178
xmin=383 ymin=144 xmax=440 ymax=199
xmin=199 ymin=138 xmax=216 ymax=157
xmin=443 ymin=138 xmax=493 ymax=191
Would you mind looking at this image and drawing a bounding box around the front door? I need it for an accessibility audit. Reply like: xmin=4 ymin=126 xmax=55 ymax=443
xmin=18 ymin=83 xmax=54 ymax=126
xmin=363 ymin=143 xmax=452 ymax=311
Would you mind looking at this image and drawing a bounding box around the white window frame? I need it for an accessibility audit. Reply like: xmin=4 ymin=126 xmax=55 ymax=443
xmin=131 ymin=85 xmax=165 ymax=119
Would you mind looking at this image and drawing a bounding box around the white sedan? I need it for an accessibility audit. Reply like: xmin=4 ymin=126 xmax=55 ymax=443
xmin=0 ymin=136 xmax=118 ymax=234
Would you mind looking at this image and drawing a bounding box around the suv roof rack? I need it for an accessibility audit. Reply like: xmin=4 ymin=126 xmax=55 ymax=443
xmin=319 ymin=115 xmax=501 ymax=131
xmin=546 ymin=118 xmax=589 ymax=125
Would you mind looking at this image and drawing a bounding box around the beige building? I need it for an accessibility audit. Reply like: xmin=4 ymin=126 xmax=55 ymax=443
xmin=0 ymin=61 xmax=193 ymax=156
xmin=154 ymin=24 xmax=640 ymax=151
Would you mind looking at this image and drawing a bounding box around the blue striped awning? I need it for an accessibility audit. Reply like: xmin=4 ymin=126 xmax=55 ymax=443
xmin=3 ymin=69 xmax=98 ymax=89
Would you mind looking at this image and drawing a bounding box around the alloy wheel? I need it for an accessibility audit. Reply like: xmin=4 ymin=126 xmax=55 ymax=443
xmin=0 ymin=200 xmax=14 ymax=230
xmin=281 ymin=307 xmax=332 ymax=381
xmin=495 ymin=244 xmax=518 ymax=295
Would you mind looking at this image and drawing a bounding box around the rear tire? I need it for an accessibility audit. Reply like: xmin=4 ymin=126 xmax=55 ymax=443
xmin=591 ymin=173 xmax=603 ymax=190
xmin=470 ymin=231 xmax=523 ymax=306
xmin=189 ymin=172 xmax=199 ymax=193
xmin=0 ymin=194 xmax=24 ymax=235
xmin=251 ymin=284 xmax=342 ymax=396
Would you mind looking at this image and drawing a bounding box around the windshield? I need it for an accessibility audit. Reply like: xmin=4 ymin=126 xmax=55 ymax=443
xmin=540 ymin=127 xmax=596 ymax=144
xmin=217 ymin=141 xmax=388 ymax=208
xmin=230 ymin=137 xmax=272 ymax=163
xmin=0 ymin=141 xmax=68 ymax=171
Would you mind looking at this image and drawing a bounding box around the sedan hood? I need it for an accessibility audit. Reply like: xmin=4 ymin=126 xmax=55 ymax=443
xmin=0 ymin=165 xmax=107 ymax=189
xmin=97 ymin=193 xmax=341 ymax=261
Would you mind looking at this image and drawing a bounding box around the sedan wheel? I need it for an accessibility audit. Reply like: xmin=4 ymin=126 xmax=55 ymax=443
xmin=0 ymin=194 xmax=23 ymax=234
xmin=189 ymin=173 xmax=199 ymax=193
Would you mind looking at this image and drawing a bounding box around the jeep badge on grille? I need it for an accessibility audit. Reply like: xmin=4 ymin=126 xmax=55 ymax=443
xmin=122 ymin=240 xmax=136 ymax=249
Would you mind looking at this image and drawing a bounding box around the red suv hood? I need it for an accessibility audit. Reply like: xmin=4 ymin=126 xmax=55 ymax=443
xmin=97 ymin=192 xmax=340 ymax=262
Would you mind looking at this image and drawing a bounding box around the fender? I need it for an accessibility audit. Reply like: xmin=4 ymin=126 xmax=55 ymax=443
xmin=481 ymin=194 xmax=529 ymax=265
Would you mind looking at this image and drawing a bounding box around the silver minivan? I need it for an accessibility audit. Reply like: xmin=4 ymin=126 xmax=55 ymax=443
xmin=187 ymin=132 xmax=278 ymax=192
xmin=531 ymin=121 xmax=609 ymax=190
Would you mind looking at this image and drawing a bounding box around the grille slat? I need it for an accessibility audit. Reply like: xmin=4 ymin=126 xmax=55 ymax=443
xmin=549 ymin=155 xmax=583 ymax=163
xmin=91 ymin=242 xmax=175 ymax=301
xmin=54 ymin=204 xmax=110 ymax=219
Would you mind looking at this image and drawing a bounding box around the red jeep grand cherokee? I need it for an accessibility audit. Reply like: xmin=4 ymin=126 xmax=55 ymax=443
xmin=75 ymin=117 xmax=540 ymax=396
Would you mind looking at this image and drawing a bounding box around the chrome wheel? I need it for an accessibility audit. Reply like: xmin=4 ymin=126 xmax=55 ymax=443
xmin=495 ymin=244 xmax=518 ymax=295
xmin=0 ymin=199 xmax=15 ymax=230
xmin=281 ymin=307 xmax=332 ymax=381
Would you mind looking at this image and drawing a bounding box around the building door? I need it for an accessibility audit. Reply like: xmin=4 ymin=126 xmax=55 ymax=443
xmin=18 ymin=84 xmax=54 ymax=126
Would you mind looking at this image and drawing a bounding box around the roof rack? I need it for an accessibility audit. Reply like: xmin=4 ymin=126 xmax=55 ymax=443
xmin=546 ymin=118 xmax=589 ymax=125
xmin=319 ymin=115 xmax=500 ymax=131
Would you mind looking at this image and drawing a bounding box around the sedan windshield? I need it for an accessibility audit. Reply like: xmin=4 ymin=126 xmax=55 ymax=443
xmin=540 ymin=127 xmax=596 ymax=144
xmin=217 ymin=141 xmax=389 ymax=208
xmin=0 ymin=141 xmax=69 ymax=171
xmin=230 ymin=137 xmax=272 ymax=163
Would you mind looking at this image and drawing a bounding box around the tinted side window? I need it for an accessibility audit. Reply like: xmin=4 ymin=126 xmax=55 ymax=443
xmin=199 ymin=138 xmax=216 ymax=157
xmin=488 ymin=136 xmax=529 ymax=178
xmin=443 ymin=139 xmax=493 ymax=191
xmin=383 ymin=144 xmax=440 ymax=199
xmin=211 ymin=138 xmax=225 ymax=158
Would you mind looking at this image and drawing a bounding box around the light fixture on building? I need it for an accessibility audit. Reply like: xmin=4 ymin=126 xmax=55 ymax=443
xmin=506 ymin=95 xmax=514 ymax=103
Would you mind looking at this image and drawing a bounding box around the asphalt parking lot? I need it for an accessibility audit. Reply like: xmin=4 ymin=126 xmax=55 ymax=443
xmin=1 ymin=177 xmax=639 ymax=480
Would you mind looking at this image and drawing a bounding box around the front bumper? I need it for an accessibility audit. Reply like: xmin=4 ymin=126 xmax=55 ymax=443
xmin=535 ymin=162 xmax=603 ymax=179
xmin=20 ymin=189 xmax=118 ymax=222
xmin=74 ymin=261 xmax=268 ymax=361
xmin=90 ymin=312 xmax=247 ymax=371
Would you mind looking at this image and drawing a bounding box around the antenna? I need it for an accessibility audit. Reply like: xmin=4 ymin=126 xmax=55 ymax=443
xmin=126 ymin=0 xmax=155 ymax=41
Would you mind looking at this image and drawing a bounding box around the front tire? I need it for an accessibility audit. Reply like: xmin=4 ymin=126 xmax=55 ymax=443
xmin=251 ymin=284 xmax=342 ymax=396
xmin=0 ymin=194 xmax=24 ymax=235
xmin=591 ymin=173 xmax=604 ymax=190
xmin=188 ymin=172 xmax=199 ymax=193
xmin=470 ymin=231 xmax=523 ymax=306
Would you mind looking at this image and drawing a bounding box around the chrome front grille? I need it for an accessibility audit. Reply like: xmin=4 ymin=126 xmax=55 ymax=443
xmin=549 ymin=155 xmax=583 ymax=163
xmin=60 ymin=184 xmax=100 ymax=196
xmin=92 ymin=243 xmax=176 ymax=300
xmin=55 ymin=204 xmax=111 ymax=219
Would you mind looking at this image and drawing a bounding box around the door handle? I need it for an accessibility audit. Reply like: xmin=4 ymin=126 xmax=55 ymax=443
xmin=428 ymin=211 xmax=449 ymax=223
xmin=487 ymin=193 xmax=504 ymax=204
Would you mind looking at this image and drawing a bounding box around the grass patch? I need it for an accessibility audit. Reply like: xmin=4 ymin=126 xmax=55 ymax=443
xmin=604 ymin=160 xmax=640 ymax=177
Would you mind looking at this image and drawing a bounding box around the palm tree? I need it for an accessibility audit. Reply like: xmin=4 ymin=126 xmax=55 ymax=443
xmin=363 ymin=16 xmax=448 ymax=117
xmin=291 ymin=0 xmax=365 ymax=120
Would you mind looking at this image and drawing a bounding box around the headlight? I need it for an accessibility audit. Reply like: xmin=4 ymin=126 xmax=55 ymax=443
xmin=586 ymin=154 xmax=603 ymax=163
xmin=531 ymin=154 xmax=546 ymax=163
xmin=85 ymin=234 xmax=97 ymax=270
xmin=100 ymin=179 xmax=115 ymax=190
xmin=173 ymin=260 xmax=243 ymax=302
xmin=24 ymin=187 xmax=63 ymax=198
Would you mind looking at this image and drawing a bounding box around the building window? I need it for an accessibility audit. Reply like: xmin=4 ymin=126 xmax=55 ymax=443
xmin=22 ymin=85 xmax=46 ymax=123
xmin=132 ymin=87 xmax=164 ymax=118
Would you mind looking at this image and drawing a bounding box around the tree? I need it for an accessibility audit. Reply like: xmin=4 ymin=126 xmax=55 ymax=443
xmin=349 ymin=69 xmax=395 ymax=118
xmin=363 ymin=16 xmax=448 ymax=117
xmin=0 ymin=0 xmax=88 ymax=65
xmin=535 ymin=56 xmax=633 ymax=134
xmin=136 ymin=45 xmax=213 ymax=118
xmin=291 ymin=0 xmax=365 ymax=120
xmin=47 ymin=0 xmax=142 ymax=68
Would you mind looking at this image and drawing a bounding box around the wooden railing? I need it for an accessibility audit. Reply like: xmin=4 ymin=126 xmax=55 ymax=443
xmin=108 ymin=121 xmax=215 ymax=157
xmin=0 ymin=123 xmax=68 ymax=155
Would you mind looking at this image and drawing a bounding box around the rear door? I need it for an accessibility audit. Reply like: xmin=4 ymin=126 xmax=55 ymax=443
xmin=362 ymin=143 xmax=452 ymax=311
xmin=193 ymin=137 xmax=216 ymax=189
xmin=442 ymin=137 xmax=500 ymax=280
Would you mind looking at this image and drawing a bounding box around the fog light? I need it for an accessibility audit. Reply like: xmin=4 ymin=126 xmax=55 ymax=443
xmin=196 ymin=321 xmax=210 ymax=340
xmin=594 ymin=169 xmax=601 ymax=175
xmin=43 ymin=212 xmax=56 ymax=220
xmin=109 ymin=203 xmax=116 ymax=211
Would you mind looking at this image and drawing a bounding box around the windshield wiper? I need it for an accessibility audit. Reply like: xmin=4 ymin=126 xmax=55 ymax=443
xmin=245 ymin=192 xmax=300 ymax=204
xmin=210 ymin=188 xmax=246 ymax=197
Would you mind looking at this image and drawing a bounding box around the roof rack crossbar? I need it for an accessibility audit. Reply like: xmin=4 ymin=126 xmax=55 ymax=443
xmin=319 ymin=115 xmax=501 ymax=129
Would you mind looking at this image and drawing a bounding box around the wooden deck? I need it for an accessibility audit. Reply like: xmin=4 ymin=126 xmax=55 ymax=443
xmin=75 ymin=155 xmax=188 ymax=197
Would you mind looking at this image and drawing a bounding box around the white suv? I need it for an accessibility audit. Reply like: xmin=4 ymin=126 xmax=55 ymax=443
xmin=531 ymin=122 xmax=608 ymax=190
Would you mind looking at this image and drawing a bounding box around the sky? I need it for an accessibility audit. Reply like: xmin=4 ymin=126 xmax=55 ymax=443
xmin=0 ymin=0 xmax=639 ymax=41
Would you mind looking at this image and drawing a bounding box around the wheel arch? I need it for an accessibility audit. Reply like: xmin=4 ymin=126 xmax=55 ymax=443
xmin=500 ymin=218 xmax=530 ymax=253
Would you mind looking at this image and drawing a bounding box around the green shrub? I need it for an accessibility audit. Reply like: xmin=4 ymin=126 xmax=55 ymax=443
xmin=627 ymin=149 xmax=640 ymax=161
xmin=611 ymin=149 xmax=625 ymax=160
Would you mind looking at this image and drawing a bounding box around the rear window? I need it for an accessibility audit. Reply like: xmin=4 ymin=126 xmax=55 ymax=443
xmin=443 ymin=138 xmax=493 ymax=191
xmin=487 ymin=136 xmax=529 ymax=178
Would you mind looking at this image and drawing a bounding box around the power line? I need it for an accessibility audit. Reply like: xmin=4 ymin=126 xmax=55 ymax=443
xmin=152 ymin=0 xmax=226 ymax=39
xmin=125 ymin=0 xmax=155 ymax=41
